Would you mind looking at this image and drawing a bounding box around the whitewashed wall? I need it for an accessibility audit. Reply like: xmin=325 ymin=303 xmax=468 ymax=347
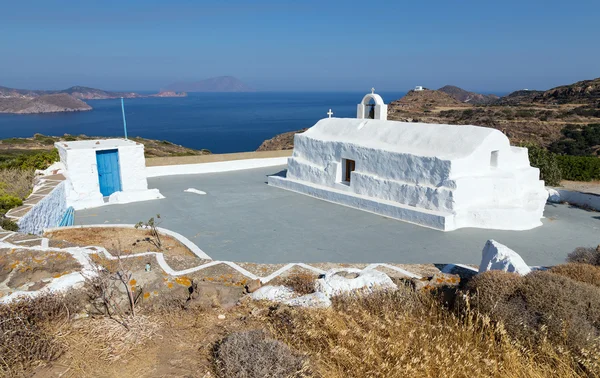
xmin=18 ymin=181 xmax=67 ymax=235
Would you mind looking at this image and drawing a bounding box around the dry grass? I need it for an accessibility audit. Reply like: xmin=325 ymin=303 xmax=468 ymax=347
xmin=282 ymin=271 xmax=317 ymax=295
xmin=267 ymin=286 xmax=600 ymax=378
xmin=45 ymin=227 xmax=196 ymax=257
xmin=213 ymin=329 xmax=312 ymax=378
xmin=551 ymin=263 xmax=600 ymax=287
xmin=0 ymin=168 xmax=34 ymax=199
xmin=0 ymin=293 xmax=81 ymax=377
xmin=567 ymin=246 xmax=600 ymax=266
xmin=466 ymin=270 xmax=600 ymax=375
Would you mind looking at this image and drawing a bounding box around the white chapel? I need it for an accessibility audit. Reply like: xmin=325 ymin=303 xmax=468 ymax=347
xmin=268 ymin=91 xmax=548 ymax=231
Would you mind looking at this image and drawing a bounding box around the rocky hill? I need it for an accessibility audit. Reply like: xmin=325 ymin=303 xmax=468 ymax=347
xmin=388 ymin=89 xmax=470 ymax=112
xmin=438 ymin=85 xmax=499 ymax=105
xmin=164 ymin=76 xmax=253 ymax=92
xmin=257 ymin=129 xmax=307 ymax=151
xmin=537 ymin=77 xmax=600 ymax=104
xmin=494 ymin=90 xmax=545 ymax=106
xmin=0 ymin=94 xmax=92 ymax=114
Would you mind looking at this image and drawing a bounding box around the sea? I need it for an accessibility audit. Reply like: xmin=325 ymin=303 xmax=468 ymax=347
xmin=0 ymin=92 xmax=406 ymax=153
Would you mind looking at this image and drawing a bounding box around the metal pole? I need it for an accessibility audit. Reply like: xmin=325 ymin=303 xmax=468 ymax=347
xmin=121 ymin=97 xmax=128 ymax=140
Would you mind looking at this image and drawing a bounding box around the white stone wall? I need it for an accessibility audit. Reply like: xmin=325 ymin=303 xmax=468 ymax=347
xmin=17 ymin=181 xmax=67 ymax=235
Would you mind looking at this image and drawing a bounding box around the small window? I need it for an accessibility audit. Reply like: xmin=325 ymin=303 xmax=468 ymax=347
xmin=490 ymin=150 xmax=499 ymax=168
xmin=343 ymin=159 xmax=356 ymax=183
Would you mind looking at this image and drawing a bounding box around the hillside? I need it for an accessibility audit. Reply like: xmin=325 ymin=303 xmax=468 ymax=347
xmin=0 ymin=134 xmax=210 ymax=158
xmin=0 ymin=94 xmax=92 ymax=114
xmin=388 ymin=89 xmax=471 ymax=112
xmin=257 ymin=129 xmax=307 ymax=151
xmin=164 ymin=76 xmax=253 ymax=92
xmin=438 ymin=85 xmax=499 ymax=105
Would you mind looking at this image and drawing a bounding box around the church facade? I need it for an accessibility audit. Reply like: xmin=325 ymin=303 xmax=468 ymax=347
xmin=268 ymin=92 xmax=548 ymax=231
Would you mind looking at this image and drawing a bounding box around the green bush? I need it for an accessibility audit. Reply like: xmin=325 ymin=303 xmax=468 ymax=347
xmin=0 ymin=149 xmax=59 ymax=171
xmin=0 ymin=195 xmax=22 ymax=214
xmin=1 ymin=218 xmax=19 ymax=231
xmin=524 ymin=144 xmax=562 ymax=186
xmin=556 ymin=154 xmax=600 ymax=181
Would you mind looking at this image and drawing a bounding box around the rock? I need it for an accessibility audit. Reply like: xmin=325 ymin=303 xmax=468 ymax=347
xmin=250 ymin=285 xmax=294 ymax=301
xmin=479 ymin=240 xmax=531 ymax=275
xmin=245 ymin=278 xmax=262 ymax=294
xmin=333 ymin=271 xmax=359 ymax=279
xmin=217 ymin=314 xmax=226 ymax=320
xmin=315 ymin=268 xmax=396 ymax=297
xmin=283 ymin=292 xmax=332 ymax=308
xmin=547 ymin=188 xmax=561 ymax=203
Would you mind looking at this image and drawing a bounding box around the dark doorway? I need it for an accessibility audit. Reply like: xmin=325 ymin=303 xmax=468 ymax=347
xmin=344 ymin=159 xmax=356 ymax=182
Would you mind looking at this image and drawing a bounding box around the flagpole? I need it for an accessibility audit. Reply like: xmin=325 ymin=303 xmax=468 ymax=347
xmin=121 ymin=97 xmax=128 ymax=140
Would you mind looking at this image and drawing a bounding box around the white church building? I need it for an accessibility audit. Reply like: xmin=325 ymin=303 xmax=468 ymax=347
xmin=268 ymin=91 xmax=548 ymax=231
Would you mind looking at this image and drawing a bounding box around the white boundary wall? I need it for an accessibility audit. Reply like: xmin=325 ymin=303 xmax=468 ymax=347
xmin=547 ymin=188 xmax=600 ymax=210
xmin=18 ymin=181 xmax=67 ymax=235
xmin=146 ymin=157 xmax=288 ymax=177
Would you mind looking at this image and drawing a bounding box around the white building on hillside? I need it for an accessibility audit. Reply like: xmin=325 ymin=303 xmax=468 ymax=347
xmin=56 ymin=139 xmax=163 ymax=210
xmin=268 ymin=91 xmax=547 ymax=231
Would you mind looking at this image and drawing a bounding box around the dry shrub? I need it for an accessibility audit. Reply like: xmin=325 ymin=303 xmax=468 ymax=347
xmin=213 ymin=329 xmax=311 ymax=378
xmin=551 ymin=263 xmax=600 ymax=287
xmin=0 ymin=168 xmax=34 ymax=199
xmin=0 ymin=293 xmax=81 ymax=377
xmin=567 ymin=246 xmax=600 ymax=266
xmin=467 ymin=270 xmax=600 ymax=374
xmin=282 ymin=272 xmax=316 ymax=295
xmin=268 ymin=285 xmax=599 ymax=378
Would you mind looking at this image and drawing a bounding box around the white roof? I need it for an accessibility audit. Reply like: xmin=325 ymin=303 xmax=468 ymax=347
xmin=55 ymin=138 xmax=139 ymax=150
xmin=301 ymin=118 xmax=509 ymax=160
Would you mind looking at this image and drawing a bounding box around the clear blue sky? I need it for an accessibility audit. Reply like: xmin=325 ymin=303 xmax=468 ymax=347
xmin=1 ymin=0 xmax=598 ymax=93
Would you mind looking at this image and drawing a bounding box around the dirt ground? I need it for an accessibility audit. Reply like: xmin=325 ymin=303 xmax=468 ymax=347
xmin=45 ymin=227 xmax=197 ymax=258
xmin=32 ymin=297 xmax=261 ymax=377
xmin=561 ymin=180 xmax=600 ymax=195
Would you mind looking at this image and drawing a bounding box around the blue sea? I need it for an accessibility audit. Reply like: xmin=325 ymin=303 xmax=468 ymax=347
xmin=0 ymin=92 xmax=405 ymax=153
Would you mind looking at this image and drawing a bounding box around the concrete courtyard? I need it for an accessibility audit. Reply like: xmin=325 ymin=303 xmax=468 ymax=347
xmin=75 ymin=165 xmax=600 ymax=266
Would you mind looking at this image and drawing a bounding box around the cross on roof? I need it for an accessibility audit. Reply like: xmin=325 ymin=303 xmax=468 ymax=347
xmin=371 ymin=87 xmax=375 ymax=94
xmin=327 ymin=109 xmax=333 ymax=118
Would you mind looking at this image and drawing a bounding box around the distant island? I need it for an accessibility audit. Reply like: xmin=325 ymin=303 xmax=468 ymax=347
xmin=0 ymin=85 xmax=187 ymax=114
xmin=163 ymin=76 xmax=253 ymax=92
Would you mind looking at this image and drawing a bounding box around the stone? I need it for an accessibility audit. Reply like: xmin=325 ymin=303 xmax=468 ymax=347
xmin=315 ymin=268 xmax=396 ymax=297
xmin=217 ymin=314 xmax=226 ymax=320
xmin=333 ymin=271 xmax=359 ymax=279
xmin=479 ymin=239 xmax=531 ymax=276
xmin=245 ymin=278 xmax=262 ymax=294
xmin=547 ymin=188 xmax=561 ymax=203
xmin=250 ymin=285 xmax=294 ymax=302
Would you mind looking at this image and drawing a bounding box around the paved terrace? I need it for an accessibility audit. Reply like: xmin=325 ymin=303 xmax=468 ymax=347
xmin=74 ymin=165 xmax=600 ymax=267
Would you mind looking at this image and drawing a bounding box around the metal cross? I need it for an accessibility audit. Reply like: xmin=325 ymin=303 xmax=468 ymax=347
xmin=327 ymin=109 xmax=333 ymax=118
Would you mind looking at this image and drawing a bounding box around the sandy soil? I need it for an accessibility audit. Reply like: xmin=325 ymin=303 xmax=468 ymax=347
xmin=45 ymin=227 xmax=197 ymax=257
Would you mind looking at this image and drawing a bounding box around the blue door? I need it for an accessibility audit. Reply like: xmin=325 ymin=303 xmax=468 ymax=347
xmin=96 ymin=149 xmax=122 ymax=196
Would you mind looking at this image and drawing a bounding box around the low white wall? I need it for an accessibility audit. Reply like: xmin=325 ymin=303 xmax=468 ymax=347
xmin=548 ymin=188 xmax=600 ymax=211
xmin=18 ymin=181 xmax=67 ymax=235
xmin=146 ymin=157 xmax=288 ymax=178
